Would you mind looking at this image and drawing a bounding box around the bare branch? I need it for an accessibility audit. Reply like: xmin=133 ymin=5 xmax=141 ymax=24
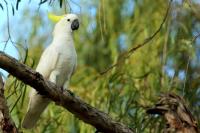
xmin=0 ymin=52 xmax=133 ymax=133
xmin=0 ymin=75 xmax=18 ymax=133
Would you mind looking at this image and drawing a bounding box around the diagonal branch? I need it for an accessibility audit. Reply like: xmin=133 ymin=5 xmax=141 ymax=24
xmin=0 ymin=75 xmax=18 ymax=133
xmin=0 ymin=51 xmax=133 ymax=133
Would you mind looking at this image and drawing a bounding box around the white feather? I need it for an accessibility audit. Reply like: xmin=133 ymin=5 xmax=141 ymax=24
xmin=22 ymin=14 xmax=79 ymax=129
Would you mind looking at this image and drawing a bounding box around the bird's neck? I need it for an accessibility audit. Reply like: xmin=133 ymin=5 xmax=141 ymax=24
xmin=52 ymin=33 xmax=75 ymax=47
xmin=54 ymin=33 xmax=73 ymax=41
xmin=52 ymin=24 xmax=74 ymax=46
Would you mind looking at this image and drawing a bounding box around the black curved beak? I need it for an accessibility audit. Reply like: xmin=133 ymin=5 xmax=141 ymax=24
xmin=71 ymin=19 xmax=79 ymax=31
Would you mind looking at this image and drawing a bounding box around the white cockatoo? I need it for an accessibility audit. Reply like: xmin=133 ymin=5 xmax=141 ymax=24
xmin=22 ymin=14 xmax=79 ymax=129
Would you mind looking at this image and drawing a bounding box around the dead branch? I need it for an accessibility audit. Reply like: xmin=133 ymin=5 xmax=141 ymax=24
xmin=0 ymin=51 xmax=133 ymax=133
xmin=0 ymin=75 xmax=18 ymax=133
xmin=147 ymin=93 xmax=199 ymax=133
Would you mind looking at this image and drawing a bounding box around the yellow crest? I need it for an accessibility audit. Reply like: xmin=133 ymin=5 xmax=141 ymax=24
xmin=48 ymin=13 xmax=65 ymax=23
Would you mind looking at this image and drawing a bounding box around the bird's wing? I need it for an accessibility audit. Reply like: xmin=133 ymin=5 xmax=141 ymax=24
xmin=71 ymin=60 xmax=77 ymax=75
xmin=22 ymin=45 xmax=59 ymax=129
xmin=36 ymin=45 xmax=59 ymax=78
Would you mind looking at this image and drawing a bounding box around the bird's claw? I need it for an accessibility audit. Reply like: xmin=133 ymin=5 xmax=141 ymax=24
xmin=61 ymin=86 xmax=64 ymax=93
xmin=67 ymin=89 xmax=74 ymax=96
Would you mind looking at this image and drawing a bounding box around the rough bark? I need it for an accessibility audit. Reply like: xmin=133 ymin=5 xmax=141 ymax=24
xmin=147 ymin=93 xmax=199 ymax=133
xmin=0 ymin=52 xmax=133 ymax=133
xmin=0 ymin=75 xmax=18 ymax=133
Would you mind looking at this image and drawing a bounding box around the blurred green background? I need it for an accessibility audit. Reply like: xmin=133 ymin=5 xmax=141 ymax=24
xmin=0 ymin=0 xmax=200 ymax=132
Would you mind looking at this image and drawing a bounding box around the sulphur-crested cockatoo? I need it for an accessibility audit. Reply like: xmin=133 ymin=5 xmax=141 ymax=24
xmin=22 ymin=13 xmax=79 ymax=129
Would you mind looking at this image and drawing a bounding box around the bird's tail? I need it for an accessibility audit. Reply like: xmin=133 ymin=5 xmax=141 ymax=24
xmin=22 ymin=94 xmax=50 ymax=129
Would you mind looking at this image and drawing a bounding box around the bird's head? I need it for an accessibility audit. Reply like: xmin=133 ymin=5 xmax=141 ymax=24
xmin=52 ymin=14 xmax=79 ymax=35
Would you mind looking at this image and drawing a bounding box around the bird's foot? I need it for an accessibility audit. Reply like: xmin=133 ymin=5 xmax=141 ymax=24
xmin=61 ymin=86 xmax=64 ymax=93
xmin=60 ymin=87 xmax=74 ymax=96
xmin=67 ymin=89 xmax=74 ymax=96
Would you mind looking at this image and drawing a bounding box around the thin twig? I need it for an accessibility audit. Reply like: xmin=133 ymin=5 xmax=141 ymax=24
xmin=98 ymin=1 xmax=105 ymax=43
xmin=70 ymin=0 xmax=81 ymax=13
xmin=192 ymin=32 xmax=200 ymax=43
xmin=66 ymin=0 xmax=72 ymax=13
xmin=183 ymin=56 xmax=190 ymax=96
xmin=1 ymin=0 xmax=26 ymax=53
xmin=100 ymin=0 xmax=173 ymax=75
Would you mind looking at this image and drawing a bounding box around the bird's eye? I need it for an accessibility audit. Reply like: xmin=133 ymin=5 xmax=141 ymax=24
xmin=67 ymin=19 xmax=70 ymax=21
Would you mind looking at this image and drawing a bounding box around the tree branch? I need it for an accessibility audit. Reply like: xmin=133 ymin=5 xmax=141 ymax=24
xmin=0 ymin=75 xmax=18 ymax=133
xmin=0 ymin=51 xmax=133 ymax=133
xmin=147 ymin=93 xmax=199 ymax=133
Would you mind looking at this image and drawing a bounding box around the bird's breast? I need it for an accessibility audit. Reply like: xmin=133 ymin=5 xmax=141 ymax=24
xmin=55 ymin=45 xmax=77 ymax=78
